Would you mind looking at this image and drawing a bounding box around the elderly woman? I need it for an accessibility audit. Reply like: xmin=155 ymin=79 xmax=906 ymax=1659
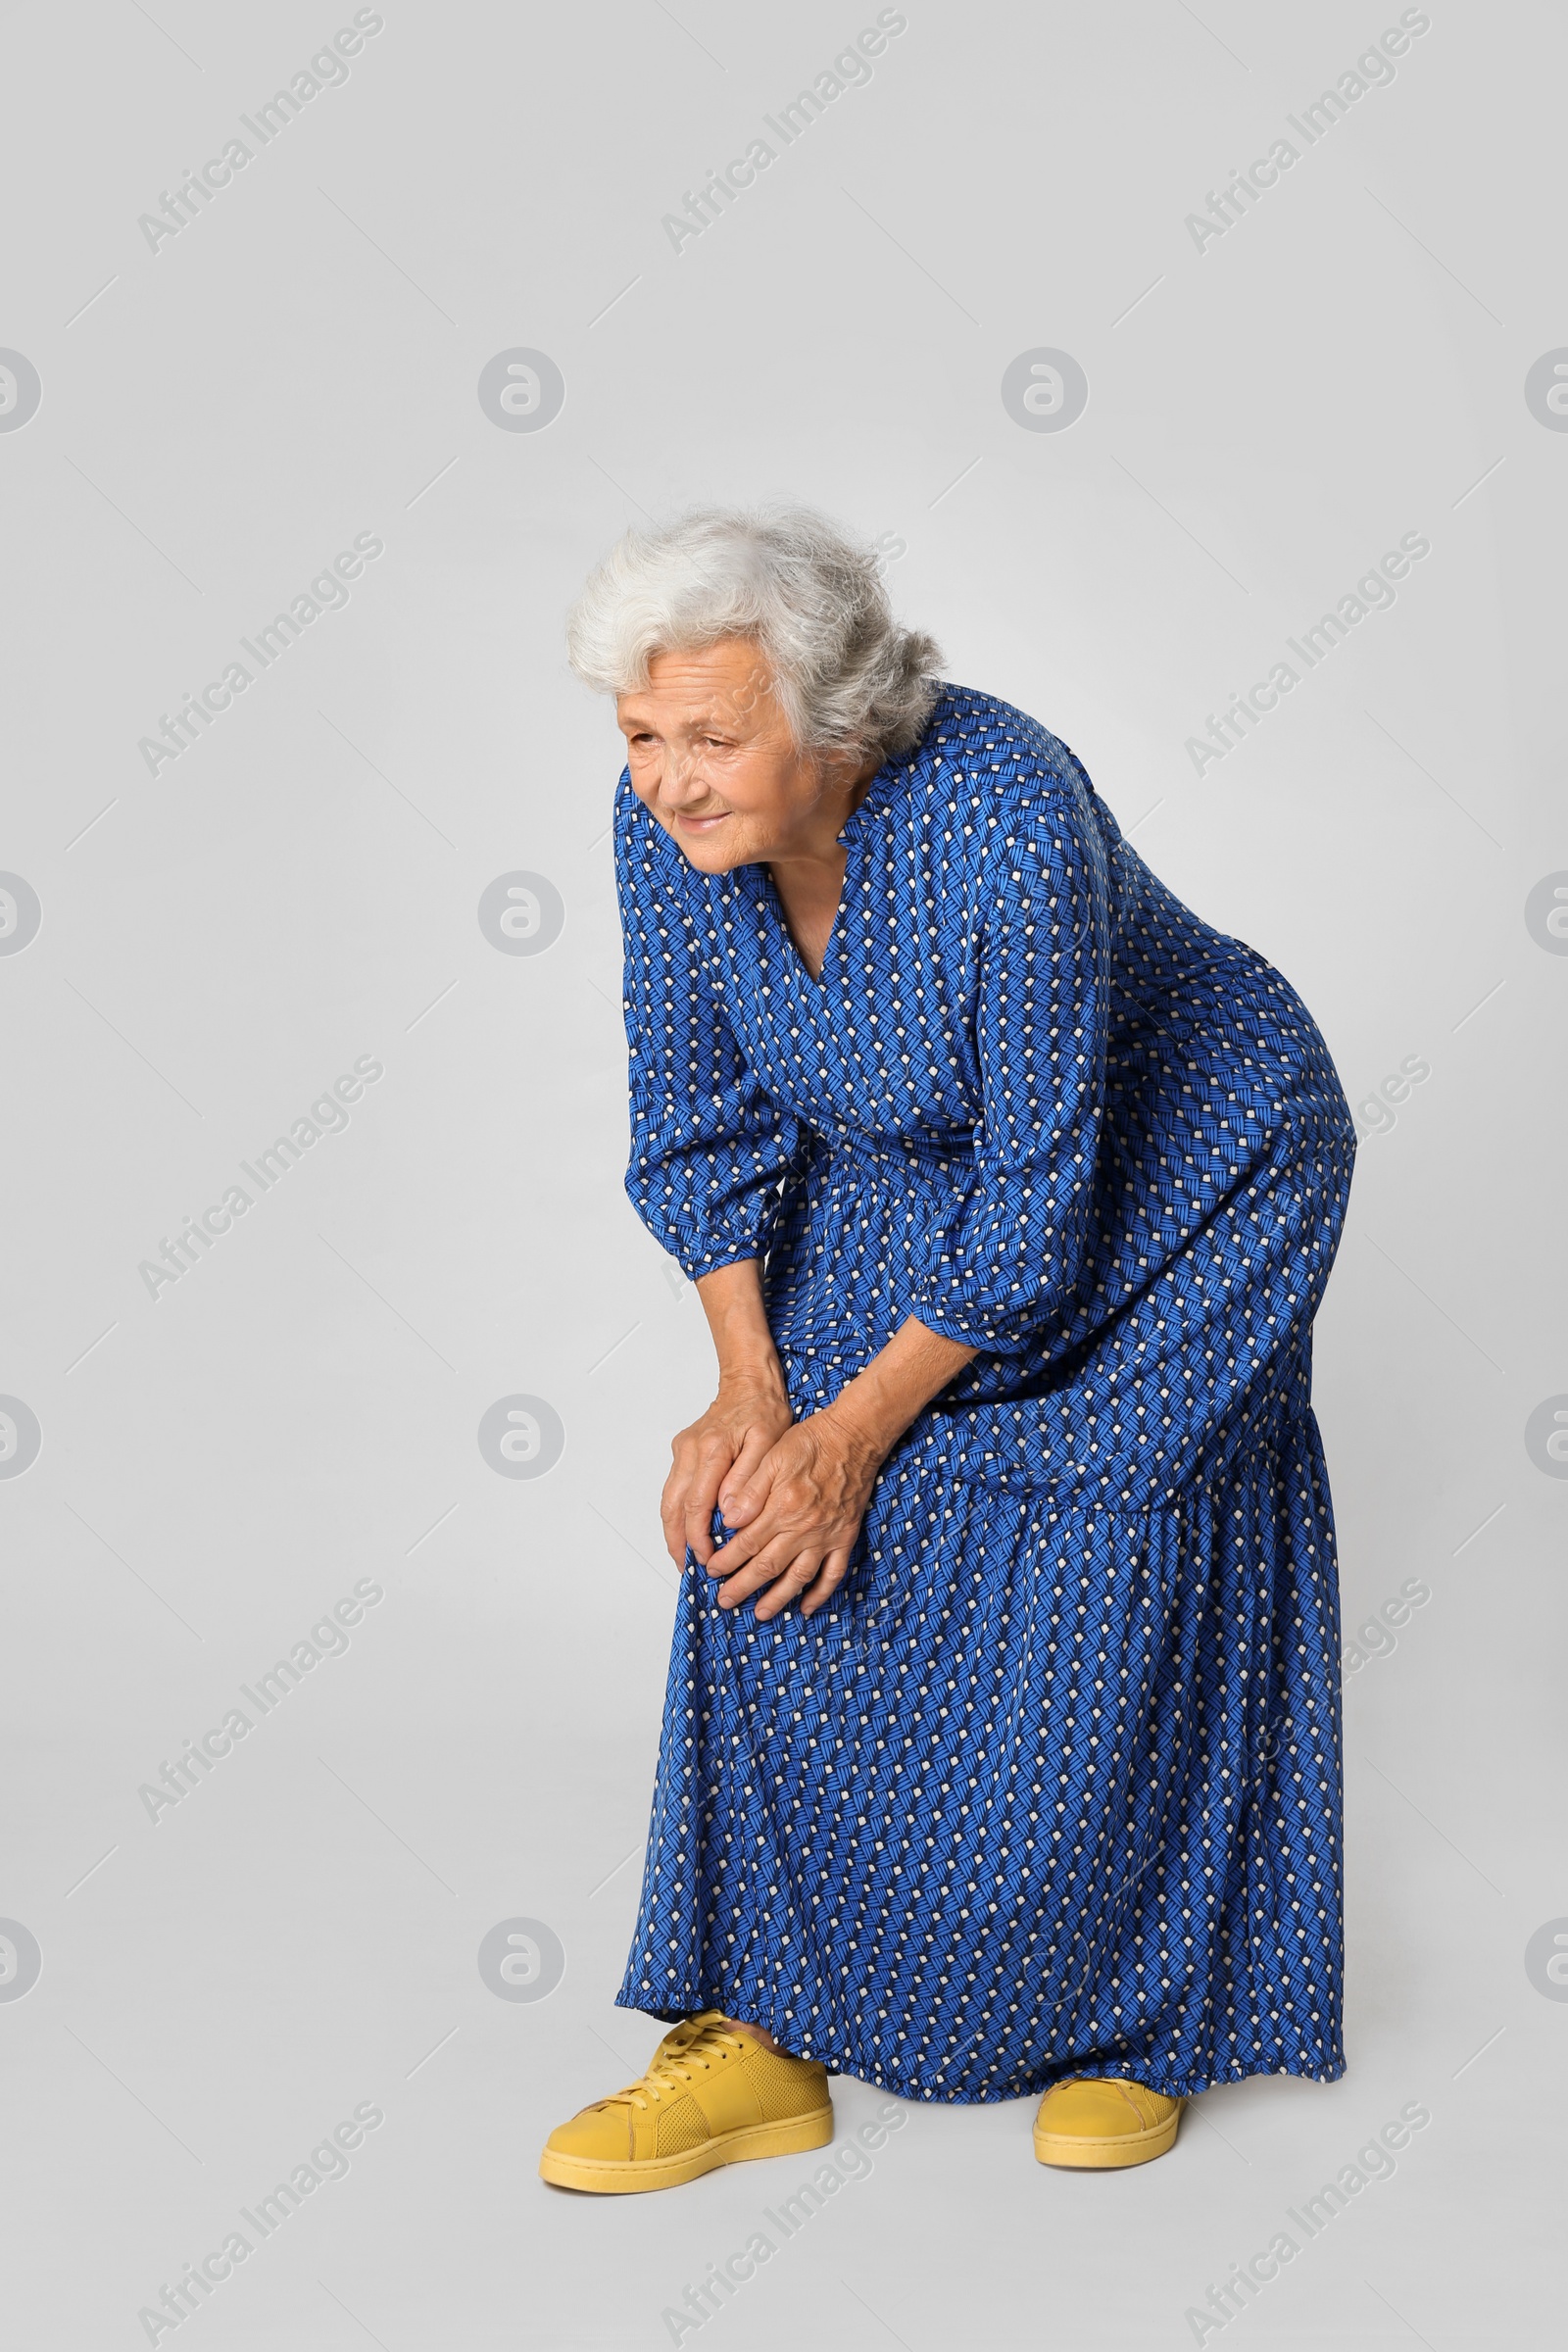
xmin=540 ymin=508 xmax=1354 ymax=2192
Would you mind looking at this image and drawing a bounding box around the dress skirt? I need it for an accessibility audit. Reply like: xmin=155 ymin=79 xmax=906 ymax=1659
xmin=614 ymin=1348 xmax=1344 ymax=2102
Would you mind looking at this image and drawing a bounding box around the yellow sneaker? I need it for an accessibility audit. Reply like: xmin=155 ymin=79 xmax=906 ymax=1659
xmin=1033 ymin=2076 xmax=1185 ymax=2169
xmin=540 ymin=2012 xmax=834 ymax=2193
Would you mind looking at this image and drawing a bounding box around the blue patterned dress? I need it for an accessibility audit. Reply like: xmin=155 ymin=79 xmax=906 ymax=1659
xmin=612 ymin=684 xmax=1354 ymax=2102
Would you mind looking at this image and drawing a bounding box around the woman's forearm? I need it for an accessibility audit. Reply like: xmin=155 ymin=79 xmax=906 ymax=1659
xmin=695 ymin=1263 xmax=974 ymax=1457
xmin=694 ymin=1258 xmax=783 ymax=1379
xmin=823 ymin=1316 xmax=976 ymax=1458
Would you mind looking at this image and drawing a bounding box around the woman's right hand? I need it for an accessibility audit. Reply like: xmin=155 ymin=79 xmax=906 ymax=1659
xmin=661 ymin=1364 xmax=795 ymax=1570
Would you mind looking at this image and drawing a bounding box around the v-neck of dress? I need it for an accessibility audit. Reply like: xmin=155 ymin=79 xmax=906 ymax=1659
xmin=748 ymin=735 xmax=922 ymax=991
xmin=761 ymin=856 xmax=850 ymax=992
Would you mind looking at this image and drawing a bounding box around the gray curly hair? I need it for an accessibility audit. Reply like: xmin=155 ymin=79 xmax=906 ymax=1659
xmin=565 ymin=505 xmax=943 ymax=762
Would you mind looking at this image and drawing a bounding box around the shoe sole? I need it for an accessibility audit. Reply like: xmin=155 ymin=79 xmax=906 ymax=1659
xmin=1034 ymin=2107 xmax=1184 ymax=2170
xmin=540 ymin=2104 xmax=835 ymax=2194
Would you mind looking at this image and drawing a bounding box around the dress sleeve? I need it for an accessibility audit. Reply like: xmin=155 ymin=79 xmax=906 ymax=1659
xmin=615 ymin=778 xmax=802 ymax=1280
xmin=904 ymin=768 xmax=1111 ymax=1353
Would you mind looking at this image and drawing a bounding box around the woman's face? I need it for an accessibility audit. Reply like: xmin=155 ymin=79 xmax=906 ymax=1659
xmin=615 ymin=637 xmax=867 ymax=871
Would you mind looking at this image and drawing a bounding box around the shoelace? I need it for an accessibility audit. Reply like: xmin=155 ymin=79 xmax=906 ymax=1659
xmin=1051 ymin=2073 xmax=1177 ymax=2121
xmin=599 ymin=2013 xmax=752 ymax=2112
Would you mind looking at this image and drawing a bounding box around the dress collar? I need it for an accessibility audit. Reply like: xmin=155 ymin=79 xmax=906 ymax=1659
xmin=836 ymin=751 xmax=915 ymax=846
xmin=835 ymin=684 xmax=951 ymax=844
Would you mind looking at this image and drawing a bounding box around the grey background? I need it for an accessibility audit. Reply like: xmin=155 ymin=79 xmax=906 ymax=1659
xmin=1 ymin=1 xmax=1562 ymax=2345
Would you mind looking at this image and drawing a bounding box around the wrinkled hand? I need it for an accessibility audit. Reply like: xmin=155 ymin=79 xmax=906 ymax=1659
xmin=704 ymin=1408 xmax=884 ymax=1621
xmin=662 ymin=1368 xmax=795 ymax=1572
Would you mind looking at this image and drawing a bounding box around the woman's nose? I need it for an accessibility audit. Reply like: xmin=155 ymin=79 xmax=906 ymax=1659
xmin=661 ymin=753 xmax=707 ymax=806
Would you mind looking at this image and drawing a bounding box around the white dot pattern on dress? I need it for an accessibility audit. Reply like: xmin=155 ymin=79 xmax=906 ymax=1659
xmin=612 ymin=683 xmax=1355 ymax=2103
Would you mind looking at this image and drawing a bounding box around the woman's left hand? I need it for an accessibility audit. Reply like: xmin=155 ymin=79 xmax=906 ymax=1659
xmin=706 ymin=1406 xmax=885 ymax=1621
